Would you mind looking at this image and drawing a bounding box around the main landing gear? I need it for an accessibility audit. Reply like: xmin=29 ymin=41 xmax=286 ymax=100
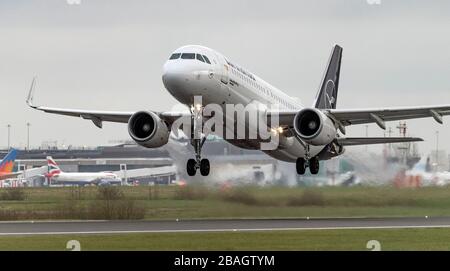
xmin=296 ymin=145 xmax=320 ymax=176
xmin=288 ymin=130 xmax=320 ymax=175
xmin=296 ymin=157 xmax=320 ymax=175
xmin=186 ymin=104 xmax=210 ymax=177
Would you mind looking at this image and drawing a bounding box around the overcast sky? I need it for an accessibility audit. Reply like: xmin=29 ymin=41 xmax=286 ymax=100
xmin=0 ymin=0 xmax=449 ymax=155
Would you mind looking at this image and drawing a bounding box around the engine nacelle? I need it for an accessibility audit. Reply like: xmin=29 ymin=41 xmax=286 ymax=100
xmin=128 ymin=111 xmax=169 ymax=148
xmin=293 ymin=108 xmax=337 ymax=146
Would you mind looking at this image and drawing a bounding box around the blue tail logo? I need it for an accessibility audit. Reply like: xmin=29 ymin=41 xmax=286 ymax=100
xmin=0 ymin=149 xmax=18 ymax=173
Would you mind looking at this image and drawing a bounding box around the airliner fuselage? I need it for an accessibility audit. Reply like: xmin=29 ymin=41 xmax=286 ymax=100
xmin=162 ymin=45 xmax=322 ymax=162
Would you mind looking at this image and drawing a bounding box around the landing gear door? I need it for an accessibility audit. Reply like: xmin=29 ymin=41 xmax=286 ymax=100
xmin=220 ymin=60 xmax=229 ymax=85
xmin=213 ymin=53 xmax=231 ymax=104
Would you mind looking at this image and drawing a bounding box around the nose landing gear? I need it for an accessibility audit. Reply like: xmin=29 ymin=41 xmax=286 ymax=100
xmin=186 ymin=138 xmax=210 ymax=176
xmin=199 ymin=158 xmax=210 ymax=176
xmin=186 ymin=158 xmax=210 ymax=176
xmin=186 ymin=103 xmax=210 ymax=177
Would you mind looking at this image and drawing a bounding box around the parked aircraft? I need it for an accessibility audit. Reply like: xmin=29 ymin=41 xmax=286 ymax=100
xmin=400 ymin=157 xmax=450 ymax=187
xmin=45 ymin=156 xmax=122 ymax=186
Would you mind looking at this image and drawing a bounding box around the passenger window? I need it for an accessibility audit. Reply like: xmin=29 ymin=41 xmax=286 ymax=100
xmin=202 ymin=55 xmax=211 ymax=64
xmin=196 ymin=54 xmax=205 ymax=62
xmin=181 ymin=53 xmax=195 ymax=59
xmin=169 ymin=53 xmax=181 ymax=60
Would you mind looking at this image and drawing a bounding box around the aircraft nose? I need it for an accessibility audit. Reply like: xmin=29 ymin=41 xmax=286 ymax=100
xmin=162 ymin=62 xmax=191 ymax=90
xmin=162 ymin=70 xmax=184 ymax=88
xmin=162 ymin=58 xmax=216 ymax=104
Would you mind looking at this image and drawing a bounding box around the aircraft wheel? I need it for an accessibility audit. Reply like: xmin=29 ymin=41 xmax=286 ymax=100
xmin=200 ymin=159 xmax=210 ymax=176
xmin=309 ymin=157 xmax=320 ymax=175
xmin=187 ymin=159 xmax=197 ymax=176
xmin=296 ymin=158 xmax=306 ymax=175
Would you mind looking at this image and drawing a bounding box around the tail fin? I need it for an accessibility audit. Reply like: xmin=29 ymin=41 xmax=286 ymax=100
xmin=46 ymin=156 xmax=61 ymax=176
xmin=314 ymin=44 xmax=343 ymax=109
xmin=0 ymin=149 xmax=17 ymax=173
xmin=412 ymin=156 xmax=432 ymax=173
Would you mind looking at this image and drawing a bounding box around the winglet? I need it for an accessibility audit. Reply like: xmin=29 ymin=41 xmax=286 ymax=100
xmin=26 ymin=77 xmax=37 ymax=108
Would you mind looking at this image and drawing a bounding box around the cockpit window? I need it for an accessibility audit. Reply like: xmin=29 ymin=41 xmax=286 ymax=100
xmin=169 ymin=53 xmax=181 ymax=60
xmin=196 ymin=54 xmax=205 ymax=62
xmin=181 ymin=53 xmax=195 ymax=59
xmin=202 ymin=55 xmax=211 ymax=64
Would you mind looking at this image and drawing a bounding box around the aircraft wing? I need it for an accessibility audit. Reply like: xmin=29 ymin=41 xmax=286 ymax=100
xmin=271 ymin=105 xmax=450 ymax=132
xmin=328 ymin=105 xmax=450 ymax=127
xmin=89 ymin=177 xmax=122 ymax=185
xmin=336 ymin=137 xmax=423 ymax=146
xmin=26 ymin=78 xmax=189 ymax=128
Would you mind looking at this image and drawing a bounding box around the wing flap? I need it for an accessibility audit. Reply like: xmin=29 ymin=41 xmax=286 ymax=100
xmin=329 ymin=105 xmax=450 ymax=126
xmin=337 ymin=137 xmax=423 ymax=146
xmin=268 ymin=104 xmax=450 ymax=129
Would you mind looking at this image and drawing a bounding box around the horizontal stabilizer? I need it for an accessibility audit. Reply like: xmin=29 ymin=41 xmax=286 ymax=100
xmin=337 ymin=137 xmax=423 ymax=146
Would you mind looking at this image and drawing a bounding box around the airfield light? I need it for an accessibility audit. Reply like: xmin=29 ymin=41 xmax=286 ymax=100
xmin=27 ymin=122 xmax=31 ymax=150
xmin=436 ymin=131 xmax=439 ymax=170
xmin=7 ymin=124 xmax=11 ymax=149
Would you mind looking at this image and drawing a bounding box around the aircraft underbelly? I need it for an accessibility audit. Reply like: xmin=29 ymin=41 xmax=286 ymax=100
xmin=54 ymin=176 xmax=93 ymax=183
xmin=224 ymin=137 xmax=325 ymax=163
xmin=171 ymin=76 xmax=328 ymax=163
xmin=263 ymin=145 xmax=324 ymax=163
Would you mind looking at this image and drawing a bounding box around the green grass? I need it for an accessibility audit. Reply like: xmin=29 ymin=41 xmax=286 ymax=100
xmin=2 ymin=186 xmax=450 ymax=251
xmin=1 ymin=228 xmax=450 ymax=250
xmin=2 ymin=185 xmax=450 ymax=220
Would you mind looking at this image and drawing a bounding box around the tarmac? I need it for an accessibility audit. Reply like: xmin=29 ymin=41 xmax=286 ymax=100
xmin=0 ymin=217 xmax=448 ymax=235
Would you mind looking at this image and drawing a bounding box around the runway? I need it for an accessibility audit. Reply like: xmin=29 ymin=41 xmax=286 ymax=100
xmin=0 ymin=217 xmax=450 ymax=235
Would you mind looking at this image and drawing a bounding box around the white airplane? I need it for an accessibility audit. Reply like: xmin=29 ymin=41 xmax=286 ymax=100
xmin=27 ymin=45 xmax=450 ymax=176
xmin=45 ymin=156 xmax=122 ymax=186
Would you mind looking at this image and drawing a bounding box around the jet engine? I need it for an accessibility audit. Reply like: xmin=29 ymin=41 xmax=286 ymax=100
xmin=293 ymin=108 xmax=337 ymax=146
xmin=128 ymin=111 xmax=169 ymax=148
